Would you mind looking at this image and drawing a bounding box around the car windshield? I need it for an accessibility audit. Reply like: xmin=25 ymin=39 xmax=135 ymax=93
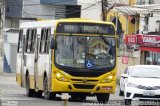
xmin=55 ymin=35 xmax=116 ymax=69
xmin=130 ymin=67 xmax=160 ymax=78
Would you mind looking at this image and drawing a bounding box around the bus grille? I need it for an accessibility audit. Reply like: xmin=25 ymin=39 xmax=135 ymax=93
xmin=71 ymin=79 xmax=98 ymax=83
xmin=73 ymin=84 xmax=95 ymax=89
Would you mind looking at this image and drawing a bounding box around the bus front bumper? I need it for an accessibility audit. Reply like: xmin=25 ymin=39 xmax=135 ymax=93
xmin=51 ymin=79 xmax=116 ymax=94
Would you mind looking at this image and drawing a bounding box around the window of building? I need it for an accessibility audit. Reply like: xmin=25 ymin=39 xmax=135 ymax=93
xmin=137 ymin=0 xmax=145 ymax=5
xmin=6 ymin=7 xmax=10 ymax=12
xmin=66 ymin=5 xmax=81 ymax=18
xmin=145 ymin=51 xmax=153 ymax=64
xmin=17 ymin=30 xmax=23 ymax=53
xmin=149 ymin=0 xmax=155 ymax=4
xmin=144 ymin=51 xmax=160 ymax=65
xmin=40 ymin=28 xmax=51 ymax=53
xmin=25 ymin=29 xmax=37 ymax=53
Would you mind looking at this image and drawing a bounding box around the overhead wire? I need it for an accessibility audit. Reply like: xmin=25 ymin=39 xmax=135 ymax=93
xmin=118 ymin=0 xmax=135 ymax=15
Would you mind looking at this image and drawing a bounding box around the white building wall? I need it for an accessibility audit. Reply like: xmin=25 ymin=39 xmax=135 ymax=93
xmin=77 ymin=0 xmax=101 ymax=20
xmin=4 ymin=30 xmax=19 ymax=73
xmin=77 ymin=0 xmax=129 ymax=21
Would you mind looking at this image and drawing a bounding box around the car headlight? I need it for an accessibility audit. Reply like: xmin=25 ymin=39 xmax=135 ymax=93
xmin=127 ymin=83 xmax=138 ymax=88
xmin=101 ymin=74 xmax=113 ymax=83
xmin=56 ymin=72 xmax=69 ymax=82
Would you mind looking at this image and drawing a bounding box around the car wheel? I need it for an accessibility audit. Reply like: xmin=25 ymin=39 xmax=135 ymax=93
xmin=119 ymin=89 xmax=124 ymax=96
xmin=96 ymin=93 xmax=110 ymax=103
xmin=124 ymin=99 xmax=132 ymax=105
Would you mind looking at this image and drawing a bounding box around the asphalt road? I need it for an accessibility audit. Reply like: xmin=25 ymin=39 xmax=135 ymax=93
xmin=0 ymin=73 xmax=123 ymax=106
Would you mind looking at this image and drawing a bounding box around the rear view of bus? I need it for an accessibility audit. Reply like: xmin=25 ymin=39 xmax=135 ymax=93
xmin=50 ymin=19 xmax=117 ymax=102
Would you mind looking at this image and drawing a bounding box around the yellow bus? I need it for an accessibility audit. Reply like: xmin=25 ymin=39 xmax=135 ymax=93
xmin=16 ymin=18 xmax=117 ymax=102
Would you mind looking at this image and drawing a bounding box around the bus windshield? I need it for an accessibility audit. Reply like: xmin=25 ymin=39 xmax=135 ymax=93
xmin=55 ymin=35 xmax=116 ymax=69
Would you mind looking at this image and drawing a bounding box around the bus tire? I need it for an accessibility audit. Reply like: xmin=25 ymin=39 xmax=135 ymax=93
xmin=78 ymin=94 xmax=86 ymax=102
xmin=26 ymin=75 xmax=35 ymax=97
xmin=96 ymin=93 xmax=110 ymax=103
xmin=70 ymin=93 xmax=79 ymax=101
xmin=43 ymin=76 xmax=55 ymax=100
xmin=35 ymin=91 xmax=42 ymax=98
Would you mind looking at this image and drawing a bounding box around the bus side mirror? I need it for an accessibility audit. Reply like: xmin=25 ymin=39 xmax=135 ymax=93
xmin=50 ymin=37 xmax=56 ymax=49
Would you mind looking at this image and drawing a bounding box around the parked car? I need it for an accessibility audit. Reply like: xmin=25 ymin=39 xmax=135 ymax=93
xmin=123 ymin=65 xmax=160 ymax=105
xmin=119 ymin=67 xmax=131 ymax=96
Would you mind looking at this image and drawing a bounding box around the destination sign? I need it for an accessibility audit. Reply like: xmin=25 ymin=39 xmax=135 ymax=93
xmin=56 ymin=23 xmax=115 ymax=35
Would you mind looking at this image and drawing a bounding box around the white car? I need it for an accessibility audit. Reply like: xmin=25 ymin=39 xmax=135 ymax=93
xmin=119 ymin=67 xmax=131 ymax=96
xmin=124 ymin=65 xmax=160 ymax=105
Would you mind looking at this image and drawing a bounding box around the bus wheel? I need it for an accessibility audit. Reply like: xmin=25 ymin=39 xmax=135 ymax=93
xmin=43 ymin=76 xmax=55 ymax=100
xmin=78 ymin=94 xmax=86 ymax=102
xmin=26 ymin=75 xmax=35 ymax=97
xmin=35 ymin=91 xmax=42 ymax=98
xmin=70 ymin=94 xmax=79 ymax=101
xmin=96 ymin=93 xmax=110 ymax=103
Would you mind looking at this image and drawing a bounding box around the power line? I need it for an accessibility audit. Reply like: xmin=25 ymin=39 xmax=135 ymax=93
xmin=119 ymin=0 xmax=135 ymax=15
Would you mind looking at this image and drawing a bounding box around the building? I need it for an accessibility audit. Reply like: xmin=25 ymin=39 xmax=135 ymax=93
xmin=125 ymin=0 xmax=160 ymax=65
xmin=105 ymin=0 xmax=140 ymax=55
xmin=135 ymin=0 xmax=160 ymax=34
xmin=125 ymin=34 xmax=160 ymax=65
xmin=5 ymin=0 xmax=81 ymax=28
xmin=134 ymin=0 xmax=160 ymax=65
xmin=0 ymin=0 xmax=5 ymax=74
xmin=4 ymin=29 xmax=19 ymax=73
xmin=77 ymin=0 xmax=102 ymax=20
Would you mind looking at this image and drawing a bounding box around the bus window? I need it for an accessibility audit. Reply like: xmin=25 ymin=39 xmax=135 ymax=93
xmin=40 ymin=29 xmax=46 ymax=53
xmin=26 ymin=29 xmax=31 ymax=53
xmin=45 ymin=28 xmax=51 ymax=53
xmin=40 ymin=28 xmax=50 ymax=54
xmin=30 ymin=29 xmax=37 ymax=52
xmin=17 ymin=29 xmax=23 ymax=52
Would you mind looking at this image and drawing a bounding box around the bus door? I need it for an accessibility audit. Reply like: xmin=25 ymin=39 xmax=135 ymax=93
xmin=34 ymin=34 xmax=40 ymax=90
xmin=21 ymin=34 xmax=26 ymax=87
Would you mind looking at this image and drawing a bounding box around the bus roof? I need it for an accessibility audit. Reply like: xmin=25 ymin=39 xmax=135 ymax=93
xmin=20 ymin=18 xmax=115 ymax=29
xmin=20 ymin=20 xmax=57 ymax=28
xmin=58 ymin=18 xmax=115 ymax=26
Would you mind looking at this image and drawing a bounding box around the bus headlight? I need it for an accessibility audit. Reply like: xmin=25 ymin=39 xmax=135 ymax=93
xmin=56 ymin=72 xmax=69 ymax=82
xmin=101 ymin=75 xmax=113 ymax=83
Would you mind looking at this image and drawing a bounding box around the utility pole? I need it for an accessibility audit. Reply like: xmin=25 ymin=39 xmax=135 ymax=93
xmin=0 ymin=0 xmax=5 ymax=74
xmin=102 ymin=0 xmax=108 ymax=21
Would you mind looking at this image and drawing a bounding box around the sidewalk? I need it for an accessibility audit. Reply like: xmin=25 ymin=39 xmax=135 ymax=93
xmin=0 ymin=72 xmax=16 ymax=77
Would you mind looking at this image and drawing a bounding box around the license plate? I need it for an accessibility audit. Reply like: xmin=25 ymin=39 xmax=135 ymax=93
xmin=143 ymin=91 xmax=155 ymax=96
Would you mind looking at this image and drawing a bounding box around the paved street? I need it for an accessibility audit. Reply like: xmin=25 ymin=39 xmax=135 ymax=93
xmin=0 ymin=73 xmax=123 ymax=106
